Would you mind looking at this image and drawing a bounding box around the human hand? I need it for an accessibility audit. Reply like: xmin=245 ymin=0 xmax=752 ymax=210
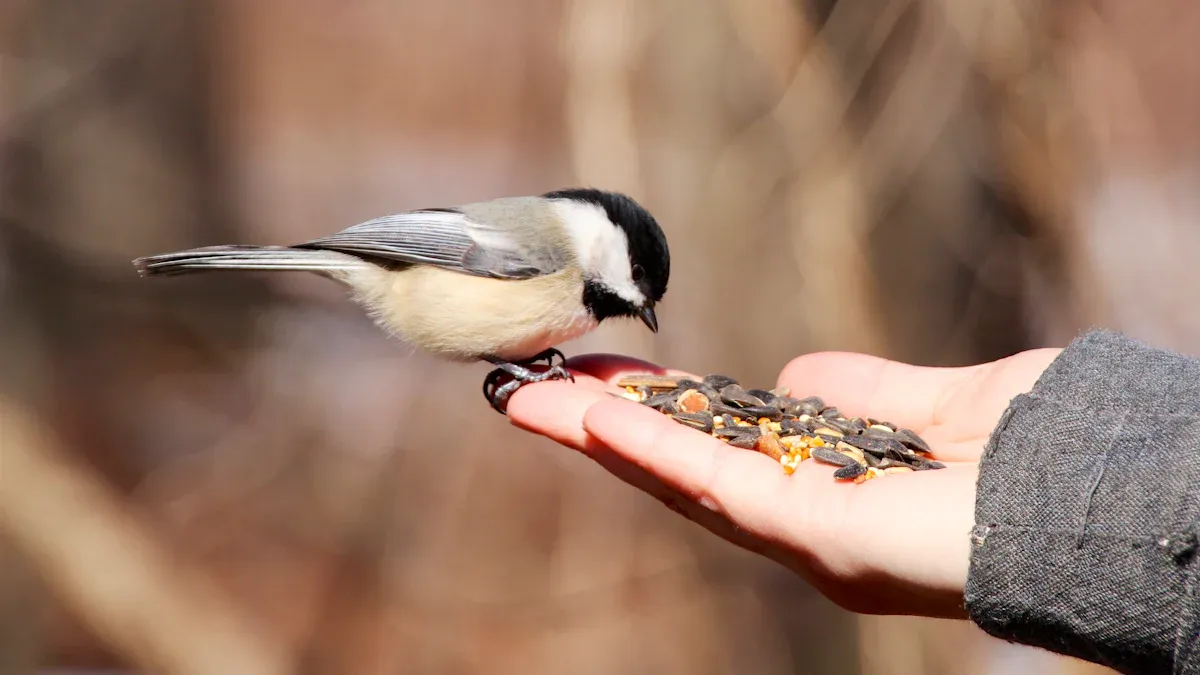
xmin=505 ymin=348 xmax=1061 ymax=619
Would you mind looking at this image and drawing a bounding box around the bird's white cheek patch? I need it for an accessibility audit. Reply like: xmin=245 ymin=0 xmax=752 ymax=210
xmin=551 ymin=199 xmax=646 ymax=305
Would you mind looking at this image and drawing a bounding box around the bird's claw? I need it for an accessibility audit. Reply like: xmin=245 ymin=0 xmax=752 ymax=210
xmin=482 ymin=352 xmax=575 ymax=414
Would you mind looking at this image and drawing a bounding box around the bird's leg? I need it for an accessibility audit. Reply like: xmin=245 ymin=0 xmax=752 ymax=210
xmin=525 ymin=348 xmax=568 ymax=369
xmin=481 ymin=352 xmax=575 ymax=414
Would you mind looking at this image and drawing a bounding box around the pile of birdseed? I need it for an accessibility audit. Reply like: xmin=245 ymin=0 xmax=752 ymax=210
xmin=614 ymin=373 xmax=945 ymax=482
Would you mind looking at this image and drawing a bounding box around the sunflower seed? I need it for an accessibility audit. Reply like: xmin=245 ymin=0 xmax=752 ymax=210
xmin=747 ymin=388 xmax=777 ymax=404
xmin=843 ymin=418 xmax=868 ymax=434
xmin=710 ymin=401 xmax=747 ymax=419
xmin=644 ymin=392 xmax=679 ymax=411
xmin=715 ymin=425 xmax=761 ymax=442
xmin=894 ymin=428 xmax=932 ymax=454
xmin=703 ymin=374 xmax=739 ymax=390
xmin=739 ymin=405 xmax=784 ymax=422
xmin=795 ymin=396 xmax=825 ymax=416
xmin=862 ymin=426 xmax=897 ymax=441
xmin=820 ymin=417 xmax=861 ymax=436
xmin=719 ymin=385 xmax=766 ymax=408
xmin=810 ymin=446 xmax=859 ymax=467
xmin=672 ymin=411 xmax=714 ymax=433
xmin=725 ymin=429 xmax=762 ymax=449
xmin=840 ymin=434 xmax=903 ymax=457
xmin=834 ymin=462 xmax=868 ymax=480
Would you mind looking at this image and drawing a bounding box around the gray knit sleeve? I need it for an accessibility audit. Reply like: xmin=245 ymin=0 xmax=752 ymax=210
xmin=965 ymin=329 xmax=1200 ymax=674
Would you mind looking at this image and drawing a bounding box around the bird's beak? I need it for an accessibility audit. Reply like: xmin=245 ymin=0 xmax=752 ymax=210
xmin=638 ymin=304 xmax=659 ymax=333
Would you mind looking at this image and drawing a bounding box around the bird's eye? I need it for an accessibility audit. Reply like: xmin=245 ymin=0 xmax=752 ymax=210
xmin=631 ymin=264 xmax=645 ymax=282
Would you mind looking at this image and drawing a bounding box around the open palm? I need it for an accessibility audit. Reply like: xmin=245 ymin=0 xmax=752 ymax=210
xmin=506 ymin=348 xmax=1061 ymax=618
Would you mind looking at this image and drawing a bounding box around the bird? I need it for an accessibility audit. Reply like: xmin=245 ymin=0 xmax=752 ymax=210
xmin=132 ymin=187 xmax=670 ymax=413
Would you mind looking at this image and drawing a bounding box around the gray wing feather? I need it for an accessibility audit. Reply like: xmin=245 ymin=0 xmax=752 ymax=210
xmin=295 ymin=209 xmax=560 ymax=279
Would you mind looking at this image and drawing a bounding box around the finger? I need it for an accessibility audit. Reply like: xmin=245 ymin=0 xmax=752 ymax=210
xmin=577 ymin=432 xmax=791 ymax=560
xmin=506 ymin=379 xmax=612 ymax=450
xmin=778 ymin=352 xmax=981 ymax=432
xmin=564 ymin=354 xmax=700 ymax=387
xmin=935 ymin=348 xmax=1061 ymax=436
xmin=581 ymin=397 xmax=799 ymax=542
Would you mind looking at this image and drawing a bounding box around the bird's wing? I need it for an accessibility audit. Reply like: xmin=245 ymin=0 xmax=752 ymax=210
xmin=294 ymin=209 xmax=563 ymax=279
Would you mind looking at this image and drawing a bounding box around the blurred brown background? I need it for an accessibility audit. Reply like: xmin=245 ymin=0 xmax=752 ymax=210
xmin=2 ymin=0 xmax=1197 ymax=673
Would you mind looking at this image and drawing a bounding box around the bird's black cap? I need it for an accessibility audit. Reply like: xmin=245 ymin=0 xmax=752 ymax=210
xmin=542 ymin=187 xmax=670 ymax=307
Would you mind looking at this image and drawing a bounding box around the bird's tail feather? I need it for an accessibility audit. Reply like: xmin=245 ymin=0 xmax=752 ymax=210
xmin=133 ymin=245 xmax=363 ymax=277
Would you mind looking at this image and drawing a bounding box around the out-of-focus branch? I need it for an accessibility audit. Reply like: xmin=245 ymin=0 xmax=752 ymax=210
xmin=716 ymin=0 xmax=893 ymax=355
xmin=0 ymin=398 xmax=292 ymax=675
xmin=560 ymin=0 xmax=643 ymax=195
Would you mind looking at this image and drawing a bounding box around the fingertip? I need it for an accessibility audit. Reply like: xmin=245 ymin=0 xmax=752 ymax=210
xmin=506 ymin=379 xmax=611 ymax=450
xmin=777 ymin=351 xmax=884 ymax=391
xmin=566 ymin=354 xmax=700 ymax=386
xmin=566 ymin=353 xmax=666 ymax=379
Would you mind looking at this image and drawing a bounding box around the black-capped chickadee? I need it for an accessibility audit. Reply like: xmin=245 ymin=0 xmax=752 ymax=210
xmin=132 ymin=188 xmax=670 ymax=412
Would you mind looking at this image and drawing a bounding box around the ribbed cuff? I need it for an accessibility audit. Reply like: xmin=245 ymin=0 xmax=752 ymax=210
xmin=965 ymin=330 xmax=1200 ymax=675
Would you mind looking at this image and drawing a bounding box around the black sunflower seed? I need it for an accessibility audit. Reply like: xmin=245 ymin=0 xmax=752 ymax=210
xmin=834 ymin=462 xmax=868 ymax=480
xmin=644 ymin=392 xmax=679 ymax=410
xmin=746 ymin=389 xmax=777 ymax=405
xmin=810 ymin=446 xmax=857 ymax=467
xmin=884 ymin=443 xmax=914 ymax=462
xmin=778 ymin=420 xmax=810 ymax=437
xmin=703 ymin=374 xmax=739 ymax=390
xmin=894 ymin=428 xmax=932 ymax=454
xmin=671 ymin=411 xmax=714 ymax=433
xmin=719 ymin=385 xmax=766 ymax=408
xmin=711 ymin=402 xmax=748 ymax=420
xmin=840 ymin=434 xmax=903 ymax=457
xmin=774 ymin=397 xmax=806 ymax=415
xmin=818 ymin=417 xmax=861 ymax=436
xmin=819 ymin=406 xmax=841 ymax=419
xmin=738 ymin=405 xmax=783 ymax=421
xmin=912 ymin=458 xmax=946 ymax=471
xmin=795 ymin=396 xmax=824 ymax=416
xmin=862 ymin=426 xmax=896 ymax=441
xmin=715 ymin=425 xmax=761 ymax=449
xmin=715 ymin=425 xmax=761 ymax=441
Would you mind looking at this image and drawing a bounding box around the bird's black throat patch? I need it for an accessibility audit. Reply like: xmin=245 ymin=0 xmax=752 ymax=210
xmin=582 ymin=279 xmax=638 ymax=323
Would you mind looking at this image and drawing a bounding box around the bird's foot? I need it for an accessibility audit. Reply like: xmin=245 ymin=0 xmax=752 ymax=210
xmin=482 ymin=353 xmax=575 ymax=414
xmin=524 ymin=348 xmax=568 ymax=370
